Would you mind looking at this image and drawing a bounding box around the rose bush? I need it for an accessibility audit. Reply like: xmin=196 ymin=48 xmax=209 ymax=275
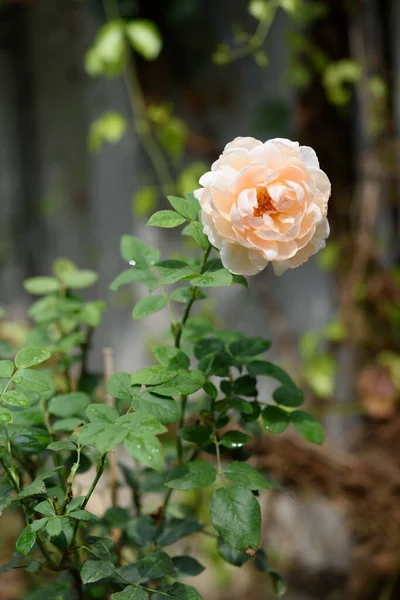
xmin=195 ymin=136 xmax=331 ymax=275
xmin=0 ymin=138 xmax=328 ymax=599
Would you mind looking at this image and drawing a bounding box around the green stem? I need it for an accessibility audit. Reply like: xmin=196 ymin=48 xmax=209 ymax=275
xmin=81 ymin=454 xmax=106 ymax=510
xmin=61 ymin=446 xmax=82 ymax=513
xmin=59 ymin=454 xmax=106 ymax=569
xmin=104 ymin=0 xmax=175 ymax=197
xmin=0 ymin=456 xmax=58 ymax=570
xmin=221 ymin=5 xmax=278 ymax=64
xmin=173 ymin=244 xmax=211 ymax=464
xmin=41 ymin=400 xmax=66 ymax=491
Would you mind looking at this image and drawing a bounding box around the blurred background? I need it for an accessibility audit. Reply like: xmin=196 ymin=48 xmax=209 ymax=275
xmin=1 ymin=0 xmax=400 ymax=598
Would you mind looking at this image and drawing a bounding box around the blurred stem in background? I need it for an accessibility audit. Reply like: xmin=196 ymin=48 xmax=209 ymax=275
xmin=104 ymin=0 xmax=176 ymax=198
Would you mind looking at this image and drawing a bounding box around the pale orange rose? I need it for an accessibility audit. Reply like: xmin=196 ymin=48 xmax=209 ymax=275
xmin=194 ymin=137 xmax=331 ymax=275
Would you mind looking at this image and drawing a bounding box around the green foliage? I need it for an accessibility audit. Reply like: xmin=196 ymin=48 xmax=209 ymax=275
xmin=89 ymin=112 xmax=127 ymax=153
xmin=0 ymin=194 xmax=322 ymax=599
xmin=126 ymin=20 xmax=162 ymax=61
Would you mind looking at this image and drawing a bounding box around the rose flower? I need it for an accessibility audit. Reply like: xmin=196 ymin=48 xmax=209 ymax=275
xmin=195 ymin=137 xmax=331 ymax=276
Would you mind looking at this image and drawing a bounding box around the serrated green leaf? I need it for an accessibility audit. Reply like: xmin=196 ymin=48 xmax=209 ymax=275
xmin=14 ymin=348 xmax=50 ymax=369
xmin=48 ymin=392 xmax=90 ymax=417
xmin=165 ymin=460 xmax=216 ymax=491
xmin=210 ymin=487 xmax=261 ymax=551
xmin=132 ymin=295 xmax=167 ymax=320
xmin=150 ymin=370 xmax=205 ymax=397
xmin=152 ymin=346 xmax=190 ymax=369
xmin=68 ymin=509 xmax=99 ymax=521
xmin=172 ymin=556 xmax=205 ymax=577
xmin=18 ymin=478 xmax=46 ymax=499
xmin=126 ymin=515 xmax=155 ymax=547
xmin=217 ymin=537 xmax=250 ymax=566
xmin=24 ymin=277 xmax=59 ymax=295
xmin=112 ymin=587 xmax=148 ymax=600
xmin=167 ymin=195 xmax=198 ymax=220
xmin=247 ymin=360 xmax=297 ymax=390
xmin=273 ymin=386 xmax=304 ymax=408
xmin=170 ymin=287 xmax=206 ymax=303
xmin=79 ymin=423 xmax=127 ymax=453
xmin=12 ymin=368 xmax=51 ymax=393
xmin=220 ymin=431 xmax=251 ymax=449
xmin=156 ymin=519 xmax=203 ymax=546
xmin=15 ymin=527 xmax=36 ymax=556
xmin=137 ymin=550 xmax=172 ymax=580
xmin=124 ymin=432 xmax=163 ymax=471
xmin=131 ymin=391 xmax=180 ymax=425
xmin=86 ymin=404 xmax=119 ymax=424
xmin=0 ymin=360 xmax=14 ymax=378
xmin=2 ymin=390 xmax=29 ymax=407
xmin=290 ymin=410 xmax=324 ymax=444
xmin=13 ymin=428 xmax=51 ymax=455
xmin=81 ymin=559 xmax=115 ymax=584
xmin=108 ymin=372 xmax=133 ymax=401
xmin=120 ymin=235 xmax=160 ymax=267
xmin=224 ymin=462 xmax=275 ymax=490
xmin=53 ymin=417 xmax=83 ymax=432
xmin=0 ymin=408 xmax=12 ymax=423
xmin=182 ymin=221 xmax=209 ymax=250
xmin=34 ymin=500 xmax=55 ymax=516
xmin=190 ymin=269 xmax=232 ymax=287
xmin=262 ymin=405 xmax=289 ymax=434
xmin=232 ymin=375 xmax=257 ymax=397
xmin=30 ymin=518 xmax=49 ymax=532
xmin=194 ymin=338 xmax=225 ymax=359
xmin=147 ymin=210 xmax=186 ymax=228
xmin=231 ymin=274 xmax=248 ymax=288
xmin=116 ymin=412 xmax=167 ymax=434
xmin=229 ymin=337 xmax=271 ymax=358
xmin=152 ymin=582 xmax=202 ymax=600
xmin=131 ymin=366 xmax=178 ymax=386
xmin=110 ymin=268 xmax=146 ymax=291
xmin=45 ymin=517 xmax=62 ymax=537
xmin=47 ymin=441 xmax=76 ymax=452
xmin=177 ymin=425 xmax=212 ymax=446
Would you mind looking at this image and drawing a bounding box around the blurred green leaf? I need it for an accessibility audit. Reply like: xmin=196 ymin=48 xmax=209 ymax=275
xmin=89 ymin=112 xmax=127 ymax=153
xmin=290 ymin=410 xmax=324 ymax=444
xmin=85 ymin=21 xmax=126 ymax=77
xmin=126 ymin=19 xmax=162 ymax=61
xmin=262 ymin=405 xmax=289 ymax=434
xmin=24 ymin=277 xmax=59 ymax=295
xmin=133 ymin=186 xmax=158 ymax=219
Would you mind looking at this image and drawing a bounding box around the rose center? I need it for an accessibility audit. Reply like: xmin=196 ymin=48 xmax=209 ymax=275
xmin=254 ymin=186 xmax=276 ymax=217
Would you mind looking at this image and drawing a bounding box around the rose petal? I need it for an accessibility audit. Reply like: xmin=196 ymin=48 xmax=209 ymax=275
xmin=220 ymin=242 xmax=267 ymax=275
